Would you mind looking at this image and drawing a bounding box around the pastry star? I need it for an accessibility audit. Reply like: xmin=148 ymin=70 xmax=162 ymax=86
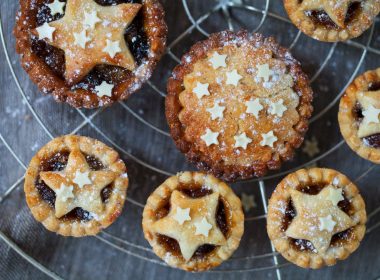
xmin=209 ymin=52 xmax=227 ymax=69
xmin=234 ymin=132 xmax=252 ymax=149
xmin=201 ymin=128 xmax=219 ymax=146
xmin=300 ymin=0 xmax=354 ymax=28
xmin=226 ymin=70 xmax=242 ymax=86
xmin=173 ymin=207 xmax=191 ymax=225
xmin=326 ymin=186 xmax=344 ymax=206
xmin=94 ymin=81 xmax=114 ymax=97
xmin=36 ymin=22 xmax=56 ymax=41
xmin=33 ymin=0 xmax=141 ymax=85
xmin=39 ymin=149 xmax=116 ymax=218
xmin=207 ymin=103 xmax=225 ymax=120
xmin=47 ymin=0 xmax=66 ymax=16
xmin=193 ymin=82 xmax=210 ymax=99
xmin=245 ymin=99 xmax=263 ymax=119
xmin=152 ymin=191 xmax=226 ymax=261
xmin=269 ymin=99 xmax=287 ymax=117
xmin=72 ymin=171 xmax=92 ymax=189
xmin=286 ymin=186 xmax=355 ymax=254
xmin=73 ymin=30 xmax=91 ymax=49
xmin=260 ymin=131 xmax=277 ymax=148
xmin=302 ymin=137 xmax=320 ymax=158
xmin=103 ymin=39 xmax=122 ymax=59
xmin=256 ymin=64 xmax=273 ymax=82
xmin=362 ymin=105 xmax=380 ymax=125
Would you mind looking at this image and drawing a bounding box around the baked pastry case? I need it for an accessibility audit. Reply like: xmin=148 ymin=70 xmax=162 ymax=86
xmin=1 ymin=0 xmax=380 ymax=279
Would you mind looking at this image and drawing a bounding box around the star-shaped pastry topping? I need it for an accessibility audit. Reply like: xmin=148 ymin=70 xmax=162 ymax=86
xmin=36 ymin=22 xmax=56 ymax=41
xmin=193 ymin=82 xmax=210 ymax=99
xmin=241 ymin=193 xmax=256 ymax=212
xmin=325 ymin=187 xmax=344 ymax=206
xmin=152 ymin=191 xmax=226 ymax=261
xmin=226 ymin=70 xmax=242 ymax=86
xmin=256 ymin=64 xmax=274 ymax=82
xmin=39 ymin=149 xmax=116 ymax=218
xmin=245 ymin=99 xmax=263 ymax=119
xmin=234 ymin=132 xmax=252 ymax=149
xmin=300 ymin=0 xmax=354 ymax=28
xmin=269 ymin=99 xmax=287 ymax=117
xmin=209 ymin=52 xmax=227 ymax=69
xmin=33 ymin=0 xmax=141 ymax=85
xmin=302 ymin=137 xmax=320 ymax=158
xmin=47 ymin=0 xmax=66 ymax=16
xmin=173 ymin=207 xmax=191 ymax=225
xmin=286 ymin=185 xmax=355 ymax=253
xmin=103 ymin=39 xmax=122 ymax=59
xmin=73 ymin=30 xmax=91 ymax=49
xmin=201 ymin=128 xmax=219 ymax=146
xmin=362 ymin=105 xmax=380 ymax=125
xmin=94 ymin=81 xmax=114 ymax=97
xmin=207 ymin=103 xmax=225 ymax=120
xmin=260 ymin=131 xmax=278 ymax=148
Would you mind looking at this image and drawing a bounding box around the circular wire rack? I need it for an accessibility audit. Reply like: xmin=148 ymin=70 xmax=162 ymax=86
xmin=1 ymin=0 xmax=380 ymax=279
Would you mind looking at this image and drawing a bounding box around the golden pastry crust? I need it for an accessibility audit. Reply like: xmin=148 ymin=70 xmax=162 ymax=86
xmin=14 ymin=0 xmax=167 ymax=108
xmin=142 ymin=172 xmax=244 ymax=271
xmin=284 ymin=0 xmax=380 ymax=42
xmin=166 ymin=30 xmax=313 ymax=182
xmin=339 ymin=68 xmax=380 ymax=163
xmin=24 ymin=135 xmax=129 ymax=237
xmin=267 ymin=168 xmax=366 ymax=269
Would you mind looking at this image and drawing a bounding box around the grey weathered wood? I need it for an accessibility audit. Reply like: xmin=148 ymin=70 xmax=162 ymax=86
xmin=1 ymin=1 xmax=380 ymax=279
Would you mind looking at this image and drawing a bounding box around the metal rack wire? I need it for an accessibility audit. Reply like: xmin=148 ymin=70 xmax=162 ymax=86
xmin=0 ymin=1 xmax=380 ymax=279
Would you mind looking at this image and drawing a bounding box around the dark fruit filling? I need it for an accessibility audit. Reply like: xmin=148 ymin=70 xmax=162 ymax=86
xmin=283 ymin=185 xmax=353 ymax=252
xmin=35 ymin=151 xmax=110 ymax=221
xmin=305 ymin=2 xmax=361 ymax=29
xmin=156 ymin=184 xmax=230 ymax=260
xmin=353 ymin=102 xmax=380 ymax=148
xmin=368 ymin=82 xmax=380 ymax=92
xmin=31 ymin=0 xmax=149 ymax=90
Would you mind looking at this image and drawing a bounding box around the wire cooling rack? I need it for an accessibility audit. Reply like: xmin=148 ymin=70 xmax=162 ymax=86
xmin=1 ymin=0 xmax=380 ymax=279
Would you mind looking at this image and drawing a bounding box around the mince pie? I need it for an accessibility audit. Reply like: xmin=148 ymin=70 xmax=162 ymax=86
xmin=284 ymin=0 xmax=380 ymax=42
xmin=14 ymin=0 xmax=167 ymax=108
xmin=142 ymin=172 xmax=244 ymax=271
xmin=339 ymin=68 xmax=380 ymax=163
xmin=166 ymin=30 xmax=313 ymax=182
xmin=24 ymin=135 xmax=129 ymax=236
xmin=267 ymin=168 xmax=366 ymax=269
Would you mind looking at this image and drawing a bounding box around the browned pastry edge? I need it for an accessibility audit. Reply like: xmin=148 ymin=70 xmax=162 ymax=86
xmin=14 ymin=0 xmax=167 ymax=108
xmin=24 ymin=135 xmax=129 ymax=237
xmin=339 ymin=68 xmax=380 ymax=163
xmin=166 ymin=30 xmax=313 ymax=182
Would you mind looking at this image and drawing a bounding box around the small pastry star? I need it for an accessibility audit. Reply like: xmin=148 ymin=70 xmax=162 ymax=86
xmin=319 ymin=215 xmax=336 ymax=232
xmin=194 ymin=217 xmax=213 ymax=237
xmin=325 ymin=187 xmax=344 ymax=206
xmin=47 ymin=0 xmax=66 ymax=16
xmin=241 ymin=193 xmax=256 ymax=212
xmin=73 ymin=30 xmax=91 ymax=49
xmin=302 ymin=137 xmax=320 ymax=158
xmin=363 ymin=105 xmax=380 ymax=125
xmin=36 ymin=22 xmax=56 ymax=41
xmin=103 ymin=39 xmax=121 ymax=59
xmin=173 ymin=207 xmax=191 ymax=225
xmin=234 ymin=132 xmax=252 ymax=149
xmin=94 ymin=81 xmax=114 ymax=97
xmin=260 ymin=131 xmax=277 ymax=148
xmin=201 ymin=128 xmax=219 ymax=146
xmin=193 ymin=82 xmax=210 ymax=99
xmin=269 ymin=99 xmax=287 ymax=117
xmin=245 ymin=99 xmax=263 ymax=119
xmin=55 ymin=183 xmax=74 ymax=202
xmin=84 ymin=10 xmax=102 ymax=29
xmin=207 ymin=103 xmax=225 ymax=120
xmin=39 ymin=149 xmax=116 ymax=218
xmin=226 ymin=69 xmax=242 ymax=86
xmin=209 ymin=52 xmax=227 ymax=69
xmin=72 ymin=170 xmax=92 ymax=189
xmin=256 ymin=64 xmax=274 ymax=82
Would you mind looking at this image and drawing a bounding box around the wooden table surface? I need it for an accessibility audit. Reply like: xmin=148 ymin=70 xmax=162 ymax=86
xmin=1 ymin=1 xmax=380 ymax=279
